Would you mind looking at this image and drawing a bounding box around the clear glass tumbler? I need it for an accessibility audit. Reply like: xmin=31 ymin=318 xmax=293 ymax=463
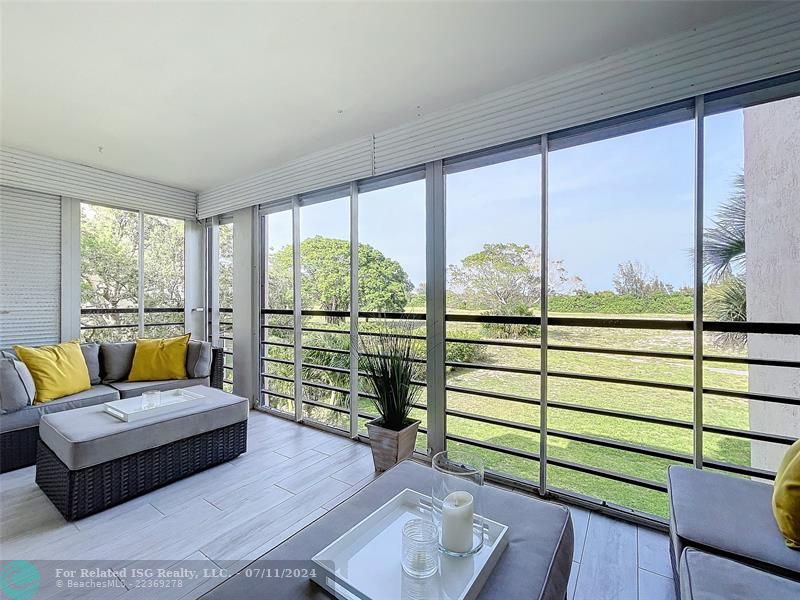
xmin=142 ymin=390 xmax=161 ymax=410
xmin=401 ymin=518 xmax=439 ymax=578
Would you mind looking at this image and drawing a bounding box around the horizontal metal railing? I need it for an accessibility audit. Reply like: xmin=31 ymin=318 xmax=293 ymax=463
xmin=80 ymin=307 xmax=185 ymax=332
xmin=257 ymin=307 xmax=800 ymax=513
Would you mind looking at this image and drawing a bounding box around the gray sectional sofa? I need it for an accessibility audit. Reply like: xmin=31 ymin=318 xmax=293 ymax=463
xmin=668 ymin=465 xmax=800 ymax=599
xmin=0 ymin=340 xmax=223 ymax=473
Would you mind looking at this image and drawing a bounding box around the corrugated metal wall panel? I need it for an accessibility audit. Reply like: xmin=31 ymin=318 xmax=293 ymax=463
xmin=0 ymin=186 xmax=61 ymax=346
xmin=197 ymin=3 xmax=800 ymax=218
xmin=198 ymin=138 xmax=372 ymax=218
xmin=0 ymin=147 xmax=197 ymax=220
xmin=373 ymin=4 xmax=800 ymax=173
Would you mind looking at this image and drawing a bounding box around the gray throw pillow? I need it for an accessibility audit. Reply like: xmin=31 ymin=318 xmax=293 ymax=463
xmin=186 ymin=340 xmax=212 ymax=378
xmin=0 ymin=357 xmax=36 ymax=412
xmin=1 ymin=349 xmax=19 ymax=360
xmin=80 ymin=342 xmax=101 ymax=385
xmin=100 ymin=341 xmax=136 ymax=383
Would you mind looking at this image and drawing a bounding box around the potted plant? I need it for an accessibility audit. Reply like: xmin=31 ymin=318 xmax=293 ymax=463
xmin=360 ymin=323 xmax=424 ymax=471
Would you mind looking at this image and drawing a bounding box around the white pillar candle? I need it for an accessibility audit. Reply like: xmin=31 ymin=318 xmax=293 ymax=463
xmin=441 ymin=491 xmax=474 ymax=553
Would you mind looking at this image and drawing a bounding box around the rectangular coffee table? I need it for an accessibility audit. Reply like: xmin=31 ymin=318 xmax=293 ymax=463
xmin=36 ymin=385 xmax=248 ymax=520
xmin=202 ymin=460 xmax=574 ymax=600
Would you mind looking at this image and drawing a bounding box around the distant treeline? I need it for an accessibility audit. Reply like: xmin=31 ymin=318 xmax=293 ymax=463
xmin=545 ymin=291 xmax=693 ymax=315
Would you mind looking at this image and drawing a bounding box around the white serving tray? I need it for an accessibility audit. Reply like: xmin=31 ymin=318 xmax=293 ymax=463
xmin=311 ymin=488 xmax=508 ymax=600
xmin=103 ymin=389 xmax=204 ymax=422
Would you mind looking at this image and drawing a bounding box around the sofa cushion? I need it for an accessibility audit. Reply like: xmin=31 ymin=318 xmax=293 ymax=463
xmin=680 ymin=548 xmax=800 ymax=600
xmin=128 ymin=334 xmax=190 ymax=382
xmin=14 ymin=341 xmax=91 ymax=402
xmin=39 ymin=386 xmax=248 ymax=469
xmin=668 ymin=466 xmax=800 ymax=581
xmin=5 ymin=345 xmax=101 ymax=387
xmin=0 ymin=385 xmax=119 ymax=434
xmin=186 ymin=340 xmax=212 ymax=379
xmin=108 ymin=377 xmax=210 ymax=399
xmin=0 ymin=357 xmax=36 ymax=412
xmin=100 ymin=342 xmax=136 ymax=383
xmin=80 ymin=343 xmax=102 ymax=385
xmin=773 ymin=439 xmax=800 ymax=549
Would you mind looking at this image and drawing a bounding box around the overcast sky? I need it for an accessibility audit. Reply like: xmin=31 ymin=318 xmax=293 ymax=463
xmin=270 ymin=110 xmax=743 ymax=292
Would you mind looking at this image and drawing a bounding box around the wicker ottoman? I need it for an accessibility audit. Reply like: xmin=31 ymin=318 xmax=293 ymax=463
xmin=35 ymin=386 xmax=248 ymax=521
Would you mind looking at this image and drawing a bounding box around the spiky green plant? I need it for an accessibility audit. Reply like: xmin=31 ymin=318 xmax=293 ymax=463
xmin=704 ymin=173 xmax=746 ymax=281
xmin=706 ymin=276 xmax=747 ymax=347
xmin=302 ymin=331 xmax=351 ymax=406
xmin=359 ymin=321 xmax=425 ymax=431
xmin=703 ymin=172 xmax=747 ymax=348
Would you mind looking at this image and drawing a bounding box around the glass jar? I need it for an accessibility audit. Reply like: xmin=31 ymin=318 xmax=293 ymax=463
xmin=401 ymin=518 xmax=439 ymax=578
xmin=431 ymin=450 xmax=485 ymax=556
xmin=142 ymin=390 xmax=161 ymax=410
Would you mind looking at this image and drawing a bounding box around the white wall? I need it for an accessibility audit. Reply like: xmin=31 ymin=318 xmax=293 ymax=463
xmin=744 ymin=96 xmax=800 ymax=472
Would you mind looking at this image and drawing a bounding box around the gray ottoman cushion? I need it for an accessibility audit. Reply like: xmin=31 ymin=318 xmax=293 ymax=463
xmin=186 ymin=340 xmax=212 ymax=378
xmin=668 ymin=466 xmax=800 ymax=581
xmin=80 ymin=343 xmax=101 ymax=385
xmin=109 ymin=377 xmax=210 ymax=398
xmin=0 ymin=385 xmax=119 ymax=433
xmin=39 ymin=386 xmax=248 ymax=470
xmin=204 ymin=460 xmax=573 ymax=600
xmin=100 ymin=342 xmax=136 ymax=383
xmin=0 ymin=356 xmax=35 ymax=412
xmin=680 ymin=548 xmax=800 ymax=600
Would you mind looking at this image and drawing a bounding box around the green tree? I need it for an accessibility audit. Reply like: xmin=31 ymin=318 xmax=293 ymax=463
xmin=218 ymin=223 xmax=234 ymax=309
xmin=612 ymin=260 xmax=673 ymax=298
xmin=704 ymin=173 xmax=746 ymax=280
xmin=142 ymin=215 xmax=184 ymax=309
xmin=80 ymin=206 xmax=139 ymax=312
xmin=448 ymin=243 xmax=575 ymax=310
xmin=448 ymin=243 xmax=575 ymax=338
xmin=270 ymin=237 xmax=413 ymax=313
xmin=80 ymin=205 xmax=185 ymax=341
xmin=703 ymin=173 xmax=746 ymax=347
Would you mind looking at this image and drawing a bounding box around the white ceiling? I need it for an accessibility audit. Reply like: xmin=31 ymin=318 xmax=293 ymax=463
xmin=1 ymin=1 xmax=764 ymax=192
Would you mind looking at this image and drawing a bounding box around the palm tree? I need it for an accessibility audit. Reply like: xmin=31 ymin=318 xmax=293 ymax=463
xmin=302 ymin=331 xmax=351 ymax=409
xmin=704 ymin=173 xmax=746 ymax=280
xmin=704 ymin=173 xmax=746 ymax=347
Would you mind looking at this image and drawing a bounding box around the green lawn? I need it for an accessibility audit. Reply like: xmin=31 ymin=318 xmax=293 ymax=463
xmin=276 ymin=313 xmax=751 ymax=519
xmin=439 ymin=315 xmax=749 ymax=517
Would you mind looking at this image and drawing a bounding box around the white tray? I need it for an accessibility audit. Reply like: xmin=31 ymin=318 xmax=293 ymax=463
xmin=103 ymin=389 xmax=204 ymax=422
xmin=311 ymin=488 xmax=508 ymax=600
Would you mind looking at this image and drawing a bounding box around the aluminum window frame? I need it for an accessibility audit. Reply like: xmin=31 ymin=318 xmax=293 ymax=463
xmin=242 ymin=70 xmax=800 ymax=527
xmin=79 ymin=203 xmax=187 ymax=340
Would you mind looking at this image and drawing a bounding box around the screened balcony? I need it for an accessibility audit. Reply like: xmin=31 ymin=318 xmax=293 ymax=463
xmin=252 ymin=80 xmax=800 ymax=526
xmin=1 ymin=3 xmax=799 ymax=599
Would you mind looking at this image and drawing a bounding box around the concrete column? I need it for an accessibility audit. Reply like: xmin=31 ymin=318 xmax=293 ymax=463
xmin=744 ymin=96 xmax=800 ymax=472
xmin=60 ymin=197 xmax=81 ymax=341
xmin=184 ymin=218 xmax=206 ymax=339
xmin=232 ymin=207 xmax=257 ymax=404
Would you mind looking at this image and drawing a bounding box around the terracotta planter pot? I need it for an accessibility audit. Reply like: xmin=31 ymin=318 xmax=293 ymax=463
xmin=365 ymin=418 xmax=420 ymax=472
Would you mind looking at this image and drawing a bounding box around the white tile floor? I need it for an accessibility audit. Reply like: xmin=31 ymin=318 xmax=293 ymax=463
xmin=0 ymin=411 xmax=675 ymax=599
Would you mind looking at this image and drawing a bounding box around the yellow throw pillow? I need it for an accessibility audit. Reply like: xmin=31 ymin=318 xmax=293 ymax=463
xmin=14 ymin=341 xmax=91 ymax=403
xmin=128 ymin=334 xmax=190 ymax=382
xmin=773 ymin=438 xmax=800 ymax=549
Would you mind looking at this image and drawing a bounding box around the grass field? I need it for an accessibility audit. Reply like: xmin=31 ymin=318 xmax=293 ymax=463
xmin=271 ymin=312 xmax=750 ymax=519
xmin=440 ymin=315 xmax=748 ymax=517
